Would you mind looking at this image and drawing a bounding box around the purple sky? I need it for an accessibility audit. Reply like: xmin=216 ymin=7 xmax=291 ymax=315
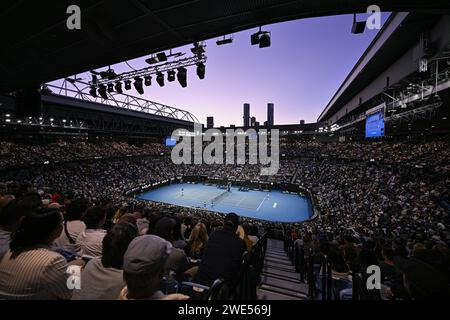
xmin=52 ymin=13 xmax=389 ymax=127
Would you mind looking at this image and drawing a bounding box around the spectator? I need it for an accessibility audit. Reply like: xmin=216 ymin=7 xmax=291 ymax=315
xmin=118 ymin=235 xmax=189 ymax=300
xmin=76 ymin=206 xmax=107 ymax=257
xmin=0 ymin=197 xmax=36 ymax=260
xmin=72 ymin=223 xmax=137 ymax=300
xmin=153 ymin=217 xmax=189 ymax=277
xmin=55 ymin=198 xmax=88 ymax=253
xmin=194 ymin=213 xmax=246 ymax=287
xmin=0 ymin=207 xmax=72 ymax=300
xmin=186 ymin=223 xmax=209 ymax=260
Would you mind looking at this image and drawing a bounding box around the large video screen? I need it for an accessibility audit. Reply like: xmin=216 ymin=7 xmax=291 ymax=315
xmin=165 ymin=137 xmax=177 ymax=147
xmin=365 ymin=112 xmax=385 ymax=138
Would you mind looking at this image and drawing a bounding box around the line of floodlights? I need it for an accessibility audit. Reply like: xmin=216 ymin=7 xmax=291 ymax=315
xmin=89 ymin=44 xmax=207 ymax=100
xmin=89 ymin=63 xmax=205 ymax=99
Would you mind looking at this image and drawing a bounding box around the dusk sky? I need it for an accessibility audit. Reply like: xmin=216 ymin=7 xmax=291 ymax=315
xmin=52 ymin=13 xmax=389 ymax=127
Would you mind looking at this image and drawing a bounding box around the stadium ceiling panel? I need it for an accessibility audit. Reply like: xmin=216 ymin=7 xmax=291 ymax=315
xmin=0 ymin=0 xmax=449 ymax=93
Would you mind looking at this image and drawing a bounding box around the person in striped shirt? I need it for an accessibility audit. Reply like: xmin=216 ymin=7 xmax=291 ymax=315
xmin=0 ymin=207 xmax=73 ymax=300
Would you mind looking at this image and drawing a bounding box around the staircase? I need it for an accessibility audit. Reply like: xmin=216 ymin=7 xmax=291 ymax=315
xmin=258 ymin=239 xmax=309 ymax=300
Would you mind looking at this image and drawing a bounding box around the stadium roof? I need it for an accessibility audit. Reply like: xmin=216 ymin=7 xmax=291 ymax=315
xmin=1 ymin=0 xmax=450 ymax=93
xmin=317 ymin=12 xmax=441 ymax=123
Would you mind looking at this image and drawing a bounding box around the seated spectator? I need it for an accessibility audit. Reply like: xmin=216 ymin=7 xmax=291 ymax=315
xmin=246 ymin=224 xmax=260 ymax=245
xmin=0 ymin=207 xmax=72 ymax=300
xmin=172 ymin=219 xmax=187 ymax=250
xmin=194 ymin=213 xmax=246 ymax=288
xmin=400 ymin=258 xmax=450 ymax=300
xmin=0 ymin=197 xmax=36 ymax=260
xmin=72 ymin=223 xmax=137 ymax=300
xmin=185 ymin=223 xmax=209 ymax=260
xmin=76 ymin=206 xmax=107 ymax=257
xmin=153 ymin=217 xmax=189 ymax=277
xmin=236 ymin=224 xmax=254 ymax=252
xmin=326 ymin=248 xmax=352 ymax=300
xmin=55 ymin=199 xmax=88 ymax=253
xmin=119 ymin=235 xmax=189 ymax=300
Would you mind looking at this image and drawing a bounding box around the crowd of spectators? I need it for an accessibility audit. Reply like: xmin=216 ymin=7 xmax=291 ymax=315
xmin=0 ymin=138 xmax=448 ymax=300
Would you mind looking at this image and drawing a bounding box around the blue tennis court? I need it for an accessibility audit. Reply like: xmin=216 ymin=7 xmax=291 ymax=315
xmin=137 ymin=183 xmax=313 ymax=222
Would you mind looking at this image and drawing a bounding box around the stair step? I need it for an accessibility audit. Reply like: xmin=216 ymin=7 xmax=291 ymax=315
xmin=264 ymin=263 xmax=296 ymax=272
xmin=261 ymin=272 xmax=302 ymax=284
xmin=264 ymin=258 xmax=293 ymax=266
xmin=257 ymin=289 xmax=304 ymax=301
xmin=265 ymin=255 xmax=289 ymax=262
xmin=260 ymin=284 xmax=308 ymax=300
xmin=262 ymin=276 xmax=309 ymax=294
xmin=262 ymin=267 xmax=298 ymax=279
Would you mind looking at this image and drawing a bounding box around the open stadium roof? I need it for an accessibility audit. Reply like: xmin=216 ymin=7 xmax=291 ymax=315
xmin=1 ymin=0 xmax=450 ymax=94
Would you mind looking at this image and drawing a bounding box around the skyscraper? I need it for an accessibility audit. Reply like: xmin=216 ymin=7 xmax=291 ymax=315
xmin=206 ymin=116 xmax=214 ymax=129
xmin=243 ymin=103 xmax=250 ymax=127
xmin=267 ymin=103 xmax=274 ymax=126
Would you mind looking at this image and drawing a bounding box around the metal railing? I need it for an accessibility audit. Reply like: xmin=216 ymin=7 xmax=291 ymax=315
xmin=43 ymin=79 xmax=199 ymax=123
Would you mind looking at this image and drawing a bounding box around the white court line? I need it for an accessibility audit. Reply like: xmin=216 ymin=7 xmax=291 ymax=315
xmin=256 ymin=197 xmax=265 ymax=211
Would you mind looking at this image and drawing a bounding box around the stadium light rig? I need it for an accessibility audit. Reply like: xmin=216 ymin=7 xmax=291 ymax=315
xmin=250 ymin=27 xmax=271 ymax=48
xmin=133 ymin=77 xmax=144 ymax=94
xmin=156 ymin=72 xmax=165 ymax=87
xmin=114 ymin=81 xmax=123 ymax=94
xmin=89 ymin=51 xmax=206 ymax=95
xmin=144 ymin=75 xmax=152 ymax=87
xmin=216 ymin=35 xmax=233 ymax=46
xmin=196 ymin=63 xmax=205 ymax=79
xmin=98 ymin=84 xmax=108 ymax=100
xmin=177 ymin=67 xmax=187 ymax=88
xmin=167 ymin=70 xmax=176 ymax=82
xmin=351 ymin=13 xmax=366 ymax=34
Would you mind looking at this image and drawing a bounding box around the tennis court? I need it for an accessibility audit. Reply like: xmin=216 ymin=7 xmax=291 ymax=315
xmin=137 ymin=183 xmax=313 ymax=222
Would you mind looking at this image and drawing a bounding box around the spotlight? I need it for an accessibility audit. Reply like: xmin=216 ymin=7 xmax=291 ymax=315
xmin=177 ymin=67 xmax=187 ymax=88
xmin=250 ymin=33 xmax=260 ymax=45
xmin=114 ymin=81 xmax=123 ymax=94
xmin=89 ymin=86 xmax=97 ymax=97
xmin=196 ymin=63 xmax=205 ymax=79
xmin=107 ymin=83 xmax=114 ymax=93
xmin=144 ymin=75 xmax=152 ymax=87
xmin=191 ymin=42 xmax=206 ymax=55
xmin=98 ymin=84 xmax=108 ymax=100
xmin=167 ymin=70 xmax=176 ymax=82
xmin=145 ymin=52 xmax=168 ymax=65
xmin=250 ymin=28 xmax=271 ymax=48
xmin=124 ymin=80 xmax=132 ymax=90
xmin=100 ymin=69 xmax=117 ymax=80
xmin=259 ymin=32 xmax=271 ymax=48
xmin=351 ymin=14 xmax=366 ymax=34
xmin=216 ymin=37 xmax=233 ymax=46
xmin=156 ymin=72 xmax=165 ymax=87
xmin=133 ymin=77 xmax=144 ymax=94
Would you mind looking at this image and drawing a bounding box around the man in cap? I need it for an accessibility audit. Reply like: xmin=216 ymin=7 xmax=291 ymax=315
xmin=193 ymin=212 xmax=246 ymax=288
xmin=119 ymin=235 xmax=189 ymax=300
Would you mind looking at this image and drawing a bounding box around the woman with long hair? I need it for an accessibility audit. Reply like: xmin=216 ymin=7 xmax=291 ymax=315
xmin=186 ymin=223 xmax=209 ymax=260
xmin=0 ymin=207 xmax=73 ymax=300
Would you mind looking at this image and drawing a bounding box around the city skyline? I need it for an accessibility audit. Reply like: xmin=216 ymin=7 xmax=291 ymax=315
xmin=51 ymin=13 xmax=389 ymax=127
